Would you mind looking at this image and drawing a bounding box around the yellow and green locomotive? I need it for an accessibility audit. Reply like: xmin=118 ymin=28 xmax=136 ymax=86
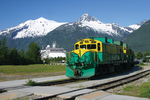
xmin=66 ymin=37 xmax=134 ymax=78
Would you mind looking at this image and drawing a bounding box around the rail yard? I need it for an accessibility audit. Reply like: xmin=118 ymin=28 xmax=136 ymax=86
xmin=0 ymin=65 xmax=150 ymax=100
xmin=0 ymin=37 xmax=149 ymax=100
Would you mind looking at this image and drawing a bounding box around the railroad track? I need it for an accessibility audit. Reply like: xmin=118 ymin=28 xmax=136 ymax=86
xmin=34 ymin=73 xmax=116 ymax=87
xmin=35 ymin=69 xmax=132 ymax=87
xmin=35 ymin=78 xmax=85 ymax=86
xmin=0 ymin=78 xmax=85 ymax=91
xmin=34 ymin=68 xmax=150 ymax=100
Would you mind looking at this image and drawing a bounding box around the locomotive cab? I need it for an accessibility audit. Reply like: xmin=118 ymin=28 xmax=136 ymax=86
xmin=74 ymin=39 xmax=102 ymax=52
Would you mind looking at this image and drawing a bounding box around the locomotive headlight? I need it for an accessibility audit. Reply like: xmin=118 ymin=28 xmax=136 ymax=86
xmin=85 ymin=40 xmax=89 ymax=43
xmin=82 ymin=62 xmax=84 ymax=66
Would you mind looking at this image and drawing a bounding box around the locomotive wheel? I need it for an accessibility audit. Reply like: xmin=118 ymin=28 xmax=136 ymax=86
xmin=123 ymin=63 xmax=127 ymax=69
xmin=115 ymin=65 xmax=121 ymax=72
xmin=131 ymin=63 xmax=134 ymax=67
xmin=120 ymin=64 xmax=123 ymax=71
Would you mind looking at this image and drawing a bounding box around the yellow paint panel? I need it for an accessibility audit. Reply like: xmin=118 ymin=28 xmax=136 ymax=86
xmin=73 ymin=49 xmax=90 ymax=57
xmin=123 ymin=47 xmax=127 ymax=54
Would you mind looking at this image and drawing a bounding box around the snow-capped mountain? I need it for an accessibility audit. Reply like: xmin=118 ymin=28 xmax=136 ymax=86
xmin=0 ymin=17 xmax=66 ymax=39
xmin=128 ymin=19 xmax=147 ymax=30
xmin=0 ymin=13 xmax=148 ymax=52
xmin=0 ymin=13 xmax=146 ymax=40
xmin=68 ymin=13 xmax=136 ymax=37
xmin=37 ymin=14 xmax=144 ymax=52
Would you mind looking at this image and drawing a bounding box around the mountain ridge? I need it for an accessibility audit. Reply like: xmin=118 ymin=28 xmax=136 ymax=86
xmin=0 ymin=13 xmax=148 ymax=52
xmin=0 ymin=13 xmax=146 ymax=39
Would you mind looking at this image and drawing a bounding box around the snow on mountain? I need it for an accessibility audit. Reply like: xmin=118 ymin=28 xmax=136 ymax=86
xmin=0 ymin=17 xmax=66 ymax=39
xmin=0 ymin=14 xmax=147 ymax=40
xmin=128 ymin=19 xmax=147 ymax=30
xmin=76 ymin=13 xmax=131 ymax=37
xmin=128 ymin=24 xmax=140 ymax=30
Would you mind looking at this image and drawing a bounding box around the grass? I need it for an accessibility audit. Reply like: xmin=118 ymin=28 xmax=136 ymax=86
xmin=116 ymin=80 xmax=150 ymax=98
xmin=138 ymin=62 xmax=148 ymax=66
xmin=0 ymin=64 xmax=66 ymax=75
xmin=0 ymin=64 xmax=66 ymax=81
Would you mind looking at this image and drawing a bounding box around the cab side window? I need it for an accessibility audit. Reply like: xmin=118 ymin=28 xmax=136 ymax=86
xmin=87 ymin=44 xmax=96 ymax=49
xmin=98 ymin=43 xmax=100 ymax=51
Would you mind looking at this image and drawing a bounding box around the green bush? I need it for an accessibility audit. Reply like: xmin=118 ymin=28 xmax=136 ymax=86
xmin=25 ymin=79 xmax=37 ymax=86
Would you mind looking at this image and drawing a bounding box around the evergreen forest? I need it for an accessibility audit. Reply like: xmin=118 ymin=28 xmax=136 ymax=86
xmin=0 ymin=37 xmax=43 ymax=65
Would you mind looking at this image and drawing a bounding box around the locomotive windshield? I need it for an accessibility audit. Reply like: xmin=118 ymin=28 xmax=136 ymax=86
xmin=80 ymin=45 xmax=86 ymax=49
xmin=87 ymin=44 xmax=96 ymax=49
xmin=75 ymin=44 xmax=79 ymax=49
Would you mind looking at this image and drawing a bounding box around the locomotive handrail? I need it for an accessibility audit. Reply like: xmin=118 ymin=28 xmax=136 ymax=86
xmin=66 ymin=51 xmax=72 ymax=63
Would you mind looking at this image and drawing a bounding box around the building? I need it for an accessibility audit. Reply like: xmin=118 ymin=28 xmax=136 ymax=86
xmin=41 ymin=42 xmax=66 ymax=59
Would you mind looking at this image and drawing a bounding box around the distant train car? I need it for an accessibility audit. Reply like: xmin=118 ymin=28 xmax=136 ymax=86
xmin=65 ymin=37 xmax=134 ymax=78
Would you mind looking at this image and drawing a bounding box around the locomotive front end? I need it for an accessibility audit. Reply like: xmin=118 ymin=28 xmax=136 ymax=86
xmin=66 ymin=50 xmax=96 ymax=78
xmin=65 ymin=38 xmax=99 ymax=78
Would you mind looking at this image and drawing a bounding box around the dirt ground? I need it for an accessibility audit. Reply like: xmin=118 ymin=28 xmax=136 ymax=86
xmin=141 ymin=65 xmax=150 ymax=69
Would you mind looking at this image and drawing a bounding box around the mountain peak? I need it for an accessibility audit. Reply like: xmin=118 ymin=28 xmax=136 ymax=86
xmin=37 ymin=17 xmax=45 ymax=19
xmin=77 ymin=13 xmax=99 ymax=23
xmin=82 ymin=13 xmax=89 ymax=17
xmin=35 ymin=17 xmax=48 ymax=21
xmin=137 ymin=19 xmax=147 ymax=26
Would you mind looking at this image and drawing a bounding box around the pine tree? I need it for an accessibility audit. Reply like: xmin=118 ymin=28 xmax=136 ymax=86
xmin=18 ymin=49 xmax=27 ymax=65
xmin=143 ymin=50 xmax=150 ymax=62
xmin=26 ymin=42 xmax=42 ymax=64
xmin=0 ymin=37 xmax=8 ymax=65
xmin=136 ymin=51 xmax=143 ymax=59
xmin=8 ymin=47 xmax=20 ymax=65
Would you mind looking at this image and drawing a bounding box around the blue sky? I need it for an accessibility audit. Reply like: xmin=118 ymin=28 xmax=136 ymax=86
xmin=0 ymin=0 xmax=150 ymax=31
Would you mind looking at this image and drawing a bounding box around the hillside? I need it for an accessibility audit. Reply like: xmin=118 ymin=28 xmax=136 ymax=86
xmin=123 ymin=20 xmax=150 ymax=54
